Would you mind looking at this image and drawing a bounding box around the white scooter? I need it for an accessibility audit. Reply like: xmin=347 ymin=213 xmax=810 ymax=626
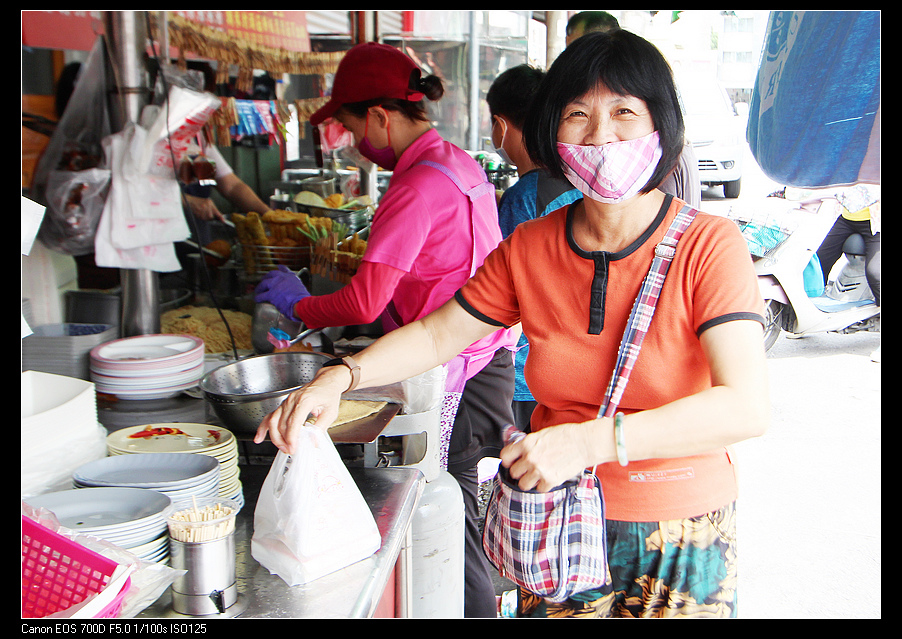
xmin=742 ymin=196 xmax=879 ymax=351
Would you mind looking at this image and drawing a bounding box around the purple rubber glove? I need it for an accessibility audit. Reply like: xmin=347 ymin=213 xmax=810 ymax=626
xmin=254 ymin=265 xmax=310 ymax=322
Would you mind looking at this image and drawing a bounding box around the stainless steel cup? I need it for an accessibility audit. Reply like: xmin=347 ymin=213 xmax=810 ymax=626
xmin=169 ymin=533 xmax=239 ymax=616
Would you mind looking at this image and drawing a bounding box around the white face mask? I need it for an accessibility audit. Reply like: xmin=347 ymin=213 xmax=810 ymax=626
xmin=557 ymin=130 xmax=663 ymax=203
xmin=492 ymin=117 xmax=514 ymax=166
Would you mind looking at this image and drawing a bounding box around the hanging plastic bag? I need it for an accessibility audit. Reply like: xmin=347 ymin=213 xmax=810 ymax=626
xmin=33 ymin=37 xmax=112 ymax=256
xmin=40 ymin=167 xmax=111 ymax=256
xmin=251 ymin=428 xmax=382 ymax=586
xmin=141 ymin=85 xmax=221 ymax=179
xmin=105 ymin=123 xmax=185 ymax=233
xmin=93 ymin=123 xmax=186 ymax=272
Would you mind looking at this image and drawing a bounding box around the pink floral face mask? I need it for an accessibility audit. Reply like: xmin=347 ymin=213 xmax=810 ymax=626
xmin=557 ymin=130 xmax=663 ymax=203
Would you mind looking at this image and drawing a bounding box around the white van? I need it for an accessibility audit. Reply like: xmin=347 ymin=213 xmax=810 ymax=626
xmin=678 ymin=76 xmax=745 ymax=198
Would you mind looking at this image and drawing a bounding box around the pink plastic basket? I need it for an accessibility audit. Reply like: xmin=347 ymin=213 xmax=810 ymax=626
xmin=21 ymin=516 xmax=129 ymax=618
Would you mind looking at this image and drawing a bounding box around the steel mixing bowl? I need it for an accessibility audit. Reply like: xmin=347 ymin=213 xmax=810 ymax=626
xmin=199 ymin=352 xmax=332 ymax=435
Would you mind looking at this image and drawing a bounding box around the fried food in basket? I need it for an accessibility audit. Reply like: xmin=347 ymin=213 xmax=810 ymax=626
xmin=232 ymin=213 xmax=249 ymax=242
xmin=263 ymin=209 xmax=306 ymax=225
xmin=338 ymin=232 xmax=368 ymax=256
xmin=245 ymin=212 xmax=269 ymax=245
xmin=238 ymin=207 xmax=357 ymax=274
xmin=264 ymin=210 xmax=311 ymax=243
xmin=324 ymin=192 xmax=344 ymax=209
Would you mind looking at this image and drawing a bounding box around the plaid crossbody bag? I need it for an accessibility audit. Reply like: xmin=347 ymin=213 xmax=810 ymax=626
xmin=482 ymin=204 xmax=698 ymax=603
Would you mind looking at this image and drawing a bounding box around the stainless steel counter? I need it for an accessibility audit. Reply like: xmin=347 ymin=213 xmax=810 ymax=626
xmin=142 ymin=465 xmax=423 ymax=619
xmin=98 ymin=396 xmax=425 ymax=619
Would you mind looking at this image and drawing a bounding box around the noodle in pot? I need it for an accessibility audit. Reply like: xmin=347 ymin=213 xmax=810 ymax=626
xmin=161 ymin=305 xmax=253 ymax=353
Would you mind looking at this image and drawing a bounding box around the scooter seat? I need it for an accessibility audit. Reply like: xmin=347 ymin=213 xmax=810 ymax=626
xmin=810 ymin=295 xmax=873 ymax=313
xmin=842 ymin=233 xmax=866 ymax=256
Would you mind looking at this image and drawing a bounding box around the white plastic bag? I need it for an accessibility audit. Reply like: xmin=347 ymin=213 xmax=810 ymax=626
xmin=141 ymin=85 xmax=221 ymax=178
xmin=251 ymin=428 xmax=382 ymax=586
xmin=93 ymin=123 xmax=187 ymax=272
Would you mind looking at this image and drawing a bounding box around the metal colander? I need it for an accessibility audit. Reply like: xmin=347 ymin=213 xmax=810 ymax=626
xmin=199 ymin=352 xmax=331 ymax=435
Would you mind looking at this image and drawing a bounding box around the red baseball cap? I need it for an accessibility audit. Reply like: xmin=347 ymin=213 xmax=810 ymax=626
xmin=310 ymin=42 xmax=425 ymax=126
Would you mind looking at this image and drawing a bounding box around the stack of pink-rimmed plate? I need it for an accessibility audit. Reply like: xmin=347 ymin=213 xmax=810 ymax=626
xmin=90 ymin=334 xmax=205 ymax=400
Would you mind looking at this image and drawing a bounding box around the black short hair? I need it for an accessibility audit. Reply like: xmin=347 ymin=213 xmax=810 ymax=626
xmin=566 ymin=11 xmax=620 ymax=37
xmin=524 ymin=30 xmax=684 ymax=194
xmin=486 ymin=64 xmax=545 ymax=128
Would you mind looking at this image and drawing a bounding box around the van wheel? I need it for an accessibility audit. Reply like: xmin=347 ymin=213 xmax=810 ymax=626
xmin=724 ymin=178 xmax=741 ymax=199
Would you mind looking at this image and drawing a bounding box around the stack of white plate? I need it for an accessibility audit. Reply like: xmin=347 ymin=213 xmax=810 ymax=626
xmin=89 ymin=334 xmax=205 ymax=400
xmin=73 ymin=453 xmax=221 ymax=507
xmin=23 ymin=323 xmax=118 ymax=380
xmin=106 ymin=424 xmax=243 ymax=509
xmin=21 ymin=371 xmax=107 ymax=499
xmin=24 ymin=487 xmax=173 ymax=564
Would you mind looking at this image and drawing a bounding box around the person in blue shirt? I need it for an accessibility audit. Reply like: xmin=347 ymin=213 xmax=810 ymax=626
xmin=487 ymin=64 xmax=583 ymax=430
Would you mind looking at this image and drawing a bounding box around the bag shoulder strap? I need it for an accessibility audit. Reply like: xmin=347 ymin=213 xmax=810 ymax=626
xmin=598 ymin=204 xmax=699 ymax=418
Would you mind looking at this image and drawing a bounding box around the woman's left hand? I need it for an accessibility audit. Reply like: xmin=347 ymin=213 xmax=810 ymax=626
xmin=254 ymin=265 xmax=310 ymax=321
xmin=499 ymin=421 xmax=602 ymax=492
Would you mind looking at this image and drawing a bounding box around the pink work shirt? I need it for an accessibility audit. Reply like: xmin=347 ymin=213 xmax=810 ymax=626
xmin=364 ymin=129 xmax=517 ymax=362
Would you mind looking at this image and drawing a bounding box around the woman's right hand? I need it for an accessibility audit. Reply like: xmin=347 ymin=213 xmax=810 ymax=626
xmin=254 ymin=366 xmax=351 ymax=454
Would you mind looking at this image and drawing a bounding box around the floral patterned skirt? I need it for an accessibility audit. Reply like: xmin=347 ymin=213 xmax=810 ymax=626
xmin=517 ymin=501 xmax=738 ymax=618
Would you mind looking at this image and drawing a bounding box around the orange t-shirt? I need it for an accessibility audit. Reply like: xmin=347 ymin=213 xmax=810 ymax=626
xmin=456 ymin=195 xmax=765 ymax=521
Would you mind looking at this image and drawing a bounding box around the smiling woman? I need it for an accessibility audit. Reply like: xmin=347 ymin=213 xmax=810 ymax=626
xmin=553 ymin=86 xmax=663 ymax=206
xmin=525 ymin=29 xmax=685 ymax=199
xmin=256 ymin=30 xmax=768 ymax=619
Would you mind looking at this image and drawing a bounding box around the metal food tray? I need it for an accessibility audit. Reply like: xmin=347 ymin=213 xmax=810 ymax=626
xmin=328 ymin=402 xmax=401 ymax=444
xmin=269 ymin=195 xmax=372 ymax=233
xmin=240 ymin=243 xmax=312 ymax=274
xmin=295 ymin=203 xmax=372 ymax=233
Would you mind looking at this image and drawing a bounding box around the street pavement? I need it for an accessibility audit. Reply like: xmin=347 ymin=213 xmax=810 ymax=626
xmin=733 ymin=330 xmax=881 ymax=618
xmin=705 ymin=147 xmax=882 ymax=618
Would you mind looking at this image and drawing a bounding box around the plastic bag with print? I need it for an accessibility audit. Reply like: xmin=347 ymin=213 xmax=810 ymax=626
xmin=251 ymin=427 xmax=382 ymax=586
xmin=140 ymin=84 xmax=221 ymax=178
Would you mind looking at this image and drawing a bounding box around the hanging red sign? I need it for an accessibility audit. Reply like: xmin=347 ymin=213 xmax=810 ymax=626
xmin=22 ymin=10 xmax=311 ymax=53
xmin=22 ymin=11 xmax=103 ymax=52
